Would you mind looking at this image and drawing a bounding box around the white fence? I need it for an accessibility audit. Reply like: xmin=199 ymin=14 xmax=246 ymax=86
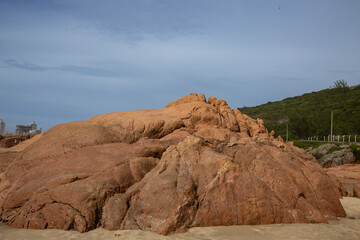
xmin=303 ymin=135 xmax=358 ymax=143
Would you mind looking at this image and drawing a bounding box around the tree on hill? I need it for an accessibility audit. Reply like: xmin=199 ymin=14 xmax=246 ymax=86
xmin=331 ymin=79 xmax=349 ymax=92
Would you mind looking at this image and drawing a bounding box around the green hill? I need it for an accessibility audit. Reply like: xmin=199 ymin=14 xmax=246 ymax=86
xmin=238 ymin=83 xmax=360 ymax=140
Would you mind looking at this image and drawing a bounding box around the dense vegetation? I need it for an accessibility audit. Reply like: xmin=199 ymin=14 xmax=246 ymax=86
xmin=292 ymin=140 xmax=330 ymax=150
xmin=238 ymin=83 xmax=360 ymax=140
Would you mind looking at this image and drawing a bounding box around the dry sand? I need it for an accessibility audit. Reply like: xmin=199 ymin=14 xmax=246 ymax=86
xmin=1 ymin=197 xmax=359 ymax=240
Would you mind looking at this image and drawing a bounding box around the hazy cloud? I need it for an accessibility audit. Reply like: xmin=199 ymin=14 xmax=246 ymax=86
xmin=4 ymin=59 xmax=119 ymax=78
xmin=4 ymin=59 xmax=49 ymax=71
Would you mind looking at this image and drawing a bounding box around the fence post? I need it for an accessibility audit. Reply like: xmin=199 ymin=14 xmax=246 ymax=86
xmin=349 ymin=135 xmax=351 ymax=143
xmin=342 ymin=135 xmax=345 ymax=142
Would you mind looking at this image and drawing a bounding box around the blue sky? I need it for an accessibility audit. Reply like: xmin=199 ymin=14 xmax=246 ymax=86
xmin=1 ymin=0 xmax=359 ymax=132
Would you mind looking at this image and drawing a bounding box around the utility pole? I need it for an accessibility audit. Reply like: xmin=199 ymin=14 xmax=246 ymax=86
xmin=330 ymin=110 xmax=333 ymax=142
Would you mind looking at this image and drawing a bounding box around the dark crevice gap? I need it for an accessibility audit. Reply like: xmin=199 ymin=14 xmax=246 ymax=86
xmin=294 ymin=192 xmax=306 ymax=209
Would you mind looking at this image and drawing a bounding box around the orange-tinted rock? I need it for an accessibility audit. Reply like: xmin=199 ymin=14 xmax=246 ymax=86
xmin=325 ymin=164 xmax=360 ymax=198
xmin=354 ymin=185 xmax=360 ymax=198
xmin=101 ymin=194 xmax=128 ymax=229
xmin=325 ymin=164 xmax=360 ymax=185
xmin=0 ymin=94 xmax=346 ymax=235
xmin=166 ymin=93 xmax=206 ymax=108
xmin=327 ymin=173 xmax=348 ymax=197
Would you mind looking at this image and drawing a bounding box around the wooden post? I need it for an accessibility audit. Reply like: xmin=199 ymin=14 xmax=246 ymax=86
xmin=331 ymin=110 xmax=333 ymax=142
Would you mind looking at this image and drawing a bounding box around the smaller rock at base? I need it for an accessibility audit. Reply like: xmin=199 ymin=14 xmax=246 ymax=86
xmin=353 ymin=185 xmax=360 ymax=198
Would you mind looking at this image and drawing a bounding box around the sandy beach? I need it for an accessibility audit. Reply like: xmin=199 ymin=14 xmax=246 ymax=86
xmin=1 ymin=197 xmax=359 ymax=240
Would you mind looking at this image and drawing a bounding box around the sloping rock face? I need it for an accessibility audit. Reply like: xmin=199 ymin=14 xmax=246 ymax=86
xmin=0 ymin=94 xmax=346 ymax=235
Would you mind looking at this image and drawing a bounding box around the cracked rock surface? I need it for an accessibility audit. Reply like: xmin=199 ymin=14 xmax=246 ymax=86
xmin=0 ymin=94 xmax=346 ymax=235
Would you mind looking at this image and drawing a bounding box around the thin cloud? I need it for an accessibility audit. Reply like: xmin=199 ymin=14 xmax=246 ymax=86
xmin=268 ymin=75 xmax=306 ymax=82
xmin=4 ymin=59 xmax=48 ymax=71
xmin=57 ymin=65 xmax=119 ymax=78
xmin=4 ymin=59 xmax=119 ymax=78
xmin=327 ymin=70 xmax=357 ymax=74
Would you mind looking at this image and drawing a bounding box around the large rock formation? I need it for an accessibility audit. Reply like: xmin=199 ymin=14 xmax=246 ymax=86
xmin=0 ymin=94 xmax=346 ymax=235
